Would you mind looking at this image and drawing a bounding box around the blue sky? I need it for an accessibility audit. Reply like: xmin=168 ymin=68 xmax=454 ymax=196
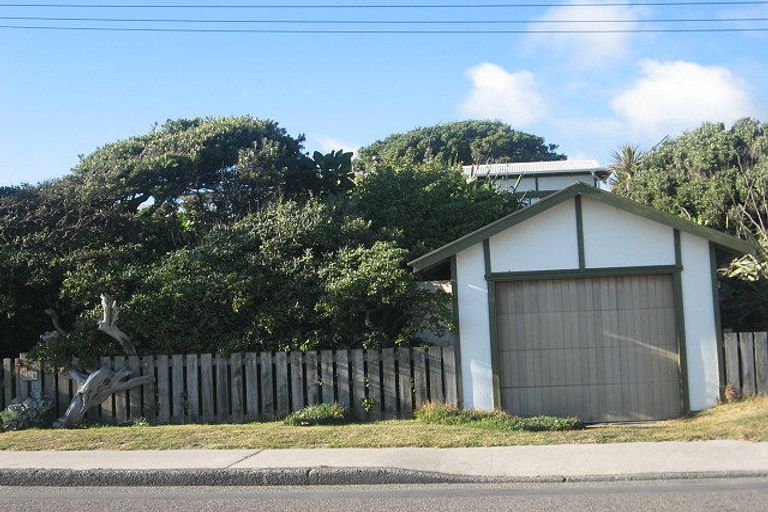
xmin=1 ymin=1 xmax=767 ymax=185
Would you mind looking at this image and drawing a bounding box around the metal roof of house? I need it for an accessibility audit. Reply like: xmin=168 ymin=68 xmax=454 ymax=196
xmin=462 ymin=159 xmax=603 ymax=178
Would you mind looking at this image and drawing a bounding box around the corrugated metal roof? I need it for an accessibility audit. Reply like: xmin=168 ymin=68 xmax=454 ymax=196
xmin=462 ymin=159 xmax=602 ymax=177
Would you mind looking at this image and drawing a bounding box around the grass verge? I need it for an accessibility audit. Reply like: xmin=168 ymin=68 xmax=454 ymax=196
xmin=0 ymin=397 xmax=766 ymax=451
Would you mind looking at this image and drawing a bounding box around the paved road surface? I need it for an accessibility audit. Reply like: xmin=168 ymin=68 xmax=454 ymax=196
xmin=0 ymin=478 xmax=766 ymax=511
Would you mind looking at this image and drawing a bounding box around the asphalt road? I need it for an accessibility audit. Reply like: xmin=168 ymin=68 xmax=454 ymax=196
xmin=0 ymin=478 xmax=766 ymax=511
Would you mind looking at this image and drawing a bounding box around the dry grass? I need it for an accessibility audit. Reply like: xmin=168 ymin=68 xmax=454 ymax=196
xmin=1 ymin=396 xmax=767 ymax=451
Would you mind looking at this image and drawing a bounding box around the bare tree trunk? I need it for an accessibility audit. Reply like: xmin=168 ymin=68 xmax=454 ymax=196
xmin=49 ymin=294 xmax=153 ymax=428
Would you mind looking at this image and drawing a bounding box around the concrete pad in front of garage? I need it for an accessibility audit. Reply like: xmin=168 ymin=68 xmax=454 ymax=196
xmin=230 ymin=441 xmax=768 ymax=477
xmin=0 ymin=449 xmax=259 ymax=470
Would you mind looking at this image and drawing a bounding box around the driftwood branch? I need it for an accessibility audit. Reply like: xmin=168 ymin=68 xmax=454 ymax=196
xmin=97 ymin=294 xmax=137 ymax=355
xmin=46 ymin=293 xmax=152 ymax=428
xmin=55 ymin=367 xmax=153 ymax=428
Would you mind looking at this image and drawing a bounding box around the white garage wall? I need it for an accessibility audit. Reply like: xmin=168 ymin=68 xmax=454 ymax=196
xmin=454 ymin=193 xmax=721 ymax=414
xmin=582 ymin=197 xmax=676 ymax=268
xmin=489 ymin=200 xmax=579 ymax=272
xmin=455 ymin=244 xmax=495 ymax=410
xmin=680 ymin=233 xmax=719 ymax=410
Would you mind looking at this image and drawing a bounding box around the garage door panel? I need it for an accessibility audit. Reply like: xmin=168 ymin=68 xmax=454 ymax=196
xmin=497 ymin=275 xmax=681 ymax=422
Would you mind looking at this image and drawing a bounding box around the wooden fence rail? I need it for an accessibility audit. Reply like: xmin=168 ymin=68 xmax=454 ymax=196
xmin=0 ymin=346 xmax=458 ymax=424
xmin=724 ymin=332 xmax=768 ymax=397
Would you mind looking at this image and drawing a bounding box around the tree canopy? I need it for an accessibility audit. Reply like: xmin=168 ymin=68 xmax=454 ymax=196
xmin=355 ymin=120 xmax=565 ymax=171
xmin=1 ymin=116 xmax=534 ymax=362
xmin=611 ymin=118 xmax=768 ymax=330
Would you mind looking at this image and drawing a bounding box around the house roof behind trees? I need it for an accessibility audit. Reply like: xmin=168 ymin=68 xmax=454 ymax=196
xmin=463 ymin=159 xmax=606 ymax=178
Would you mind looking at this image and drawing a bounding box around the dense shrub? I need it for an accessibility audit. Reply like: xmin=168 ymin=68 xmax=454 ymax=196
xmin=414 ymin=403 xmax=585 ymax=432
xmin=283 ymin=403 xmax=350 ymax=426
xmin=0 ymin=396 xmax=55 ymax=431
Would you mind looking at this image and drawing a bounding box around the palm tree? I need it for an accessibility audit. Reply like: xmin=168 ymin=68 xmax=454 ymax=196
xmin=607 ymin=144 xmax=644 ymax=194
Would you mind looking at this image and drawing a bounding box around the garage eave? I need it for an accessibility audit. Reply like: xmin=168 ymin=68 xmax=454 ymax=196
xmin=408 ymin=182 xmax=756 ymax=273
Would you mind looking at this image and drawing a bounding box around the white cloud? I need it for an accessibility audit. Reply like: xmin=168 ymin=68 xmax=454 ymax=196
xmin=461 ymin=63 xmax=548 ymax=126
xmin=526 ymin=1 xmax=644 ymax=65
xmin=311 ymin=135 xmax=359 ymax=155
xmin=612 ymin=59 xmax=757 ymax=137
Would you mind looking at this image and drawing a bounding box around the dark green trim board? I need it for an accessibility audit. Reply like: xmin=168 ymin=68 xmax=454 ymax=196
xmin=673 ymin=229 xmax=691 ymax=414
xmin=575 ymin=195 xmax=586 ymax=270
xmin=409 ymin=182 xmax=755 ymax=272
xmin=449 ymin=255 xmax=464 ymax=408
xmin=483 ymin=240 xmax=502 ymax=409
xmin=710 ymin=242 xmax=726 ymax=400
xmin=486 ymin=265 xmax=681 ymax=282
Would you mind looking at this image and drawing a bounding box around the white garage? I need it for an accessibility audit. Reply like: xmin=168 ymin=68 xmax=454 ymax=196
xmin=410 ymin=183 xmax=753 ymax=421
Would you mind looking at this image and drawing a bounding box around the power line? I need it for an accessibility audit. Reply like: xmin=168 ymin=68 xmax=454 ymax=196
xmin=1 ymin=23 xmax=767 ymax=32
xmin=1 ymin=1 xmax=767 ymax=8
xmin=2 ymin=15 xmax=767 ymax=23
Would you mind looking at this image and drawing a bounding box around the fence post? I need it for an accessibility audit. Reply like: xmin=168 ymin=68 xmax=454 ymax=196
xmin=336 ymin=350 xmax=350 ymax=410
xmin=443 ymin=346 xmax=458 ymax=406
xmin=127 ymin=356 xmax=141 ymax=421
xmin=186 ymin=354 xmax=200 ymax=422
xmin=171 ymin=354 xmax=185 ymax=423
xmin=397 ymin=348 xmax=413 ymax=417
xmin=2 ymin=358 xmax=13 ymax=408
xmin=428 ymin=346 xmax=444 ymax=403
xmin=305 ymin=351 xmax=319 ymax=406
xmin=140 ymin=355 xmax=156 ymax=422
xmin=199 ymin=354 xmax=214 ymax=422
xmin=244 ymin=352 xmax=259 ymax=421
xmin=274 ymin=352 xmax=289 ymax=419
xmin=289 ymin=352 xmax=304 ymax=413
xmin=367 ymin=350 xmax=382 ymax=421
xmin=156 ymin=355 xmax=170 ymax=424
xmin=350 ymin=349 xmax=365 ymax=419
xmin=412 ymin=347 xmax=428 ymax=409
xmin=754 ymin=332 xmax=768 ymax=395
xmin=739 ymin=333 xmax=757 ymax=397
xmin=215 ymin=355 xmax=230 ymax=423
xmin=230 ymin=353 xmax=244 ymax=423
xmin=381 ymin=348 xmax=397 ymax=419
xmin=321 ymin=350 xmax=335 ymax=404
xmin=260 ymin=352 xmax=274 ymax=420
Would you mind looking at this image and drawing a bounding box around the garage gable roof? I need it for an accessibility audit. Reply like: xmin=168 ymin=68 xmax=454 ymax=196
xmin=409 ymin=182 xmax=755 ymax=272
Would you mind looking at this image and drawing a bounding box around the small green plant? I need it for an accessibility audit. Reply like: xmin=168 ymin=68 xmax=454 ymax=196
xmin=283 ymin=403 xmax=350 ymax=426
xmin=0 ymin=396 xmax=55 ymax=431
xmin=361 ymin=397 xmax=377 ymax=414
xmin=414 ymin=403 xmax=584 ymax=432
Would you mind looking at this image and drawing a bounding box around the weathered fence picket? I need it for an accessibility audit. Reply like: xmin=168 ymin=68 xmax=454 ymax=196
xmin=305 ymin=351 xmax=319 ymax=406
xmin=274 ymin=351 xmax=289 ymax=419
xmin=260 ymin=352 xmax=273 ymax=420
xmin=724 ymin=331 xmax=768 ymax=399
xmin=230 ymin=352 xmax=244 ymax=423
xmin=367 ymin=350 xmax=381 ymax=421
xmin=289 ymin=352 xmax=304 ymax=413
xmin=0 ymin=346 xmax=458 ymax=424
xmin=755 ymin=332 xmax=768 ymax=395
xmin=321 ymin=350 xmax=334 ymax=405
xmin=186 ymin=354 xmax=200 ymax=422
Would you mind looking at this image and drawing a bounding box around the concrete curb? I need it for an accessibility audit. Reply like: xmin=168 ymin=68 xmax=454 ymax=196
xmin=0 ymin=467 xmax=767 ymax=486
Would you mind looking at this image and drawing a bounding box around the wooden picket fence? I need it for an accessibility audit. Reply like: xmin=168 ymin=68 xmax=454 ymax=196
xmin=0 ymin=346 xmax=458 ymax=424
xmin=724 ymin=332 xmax=768 ymax=397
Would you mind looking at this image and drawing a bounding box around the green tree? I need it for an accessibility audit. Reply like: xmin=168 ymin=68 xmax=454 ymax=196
xmin=33 ymin=199 xmax=448 ymax=365
xmin=352 ymin=163 xmax=521 ymax=260
xmin=614 ymin=118 xmax=768 ymax=330
xmin=356 ymin=120 xmax=565 ymax=171
xmin=0 ymin=117 xmax=344 ymax=357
